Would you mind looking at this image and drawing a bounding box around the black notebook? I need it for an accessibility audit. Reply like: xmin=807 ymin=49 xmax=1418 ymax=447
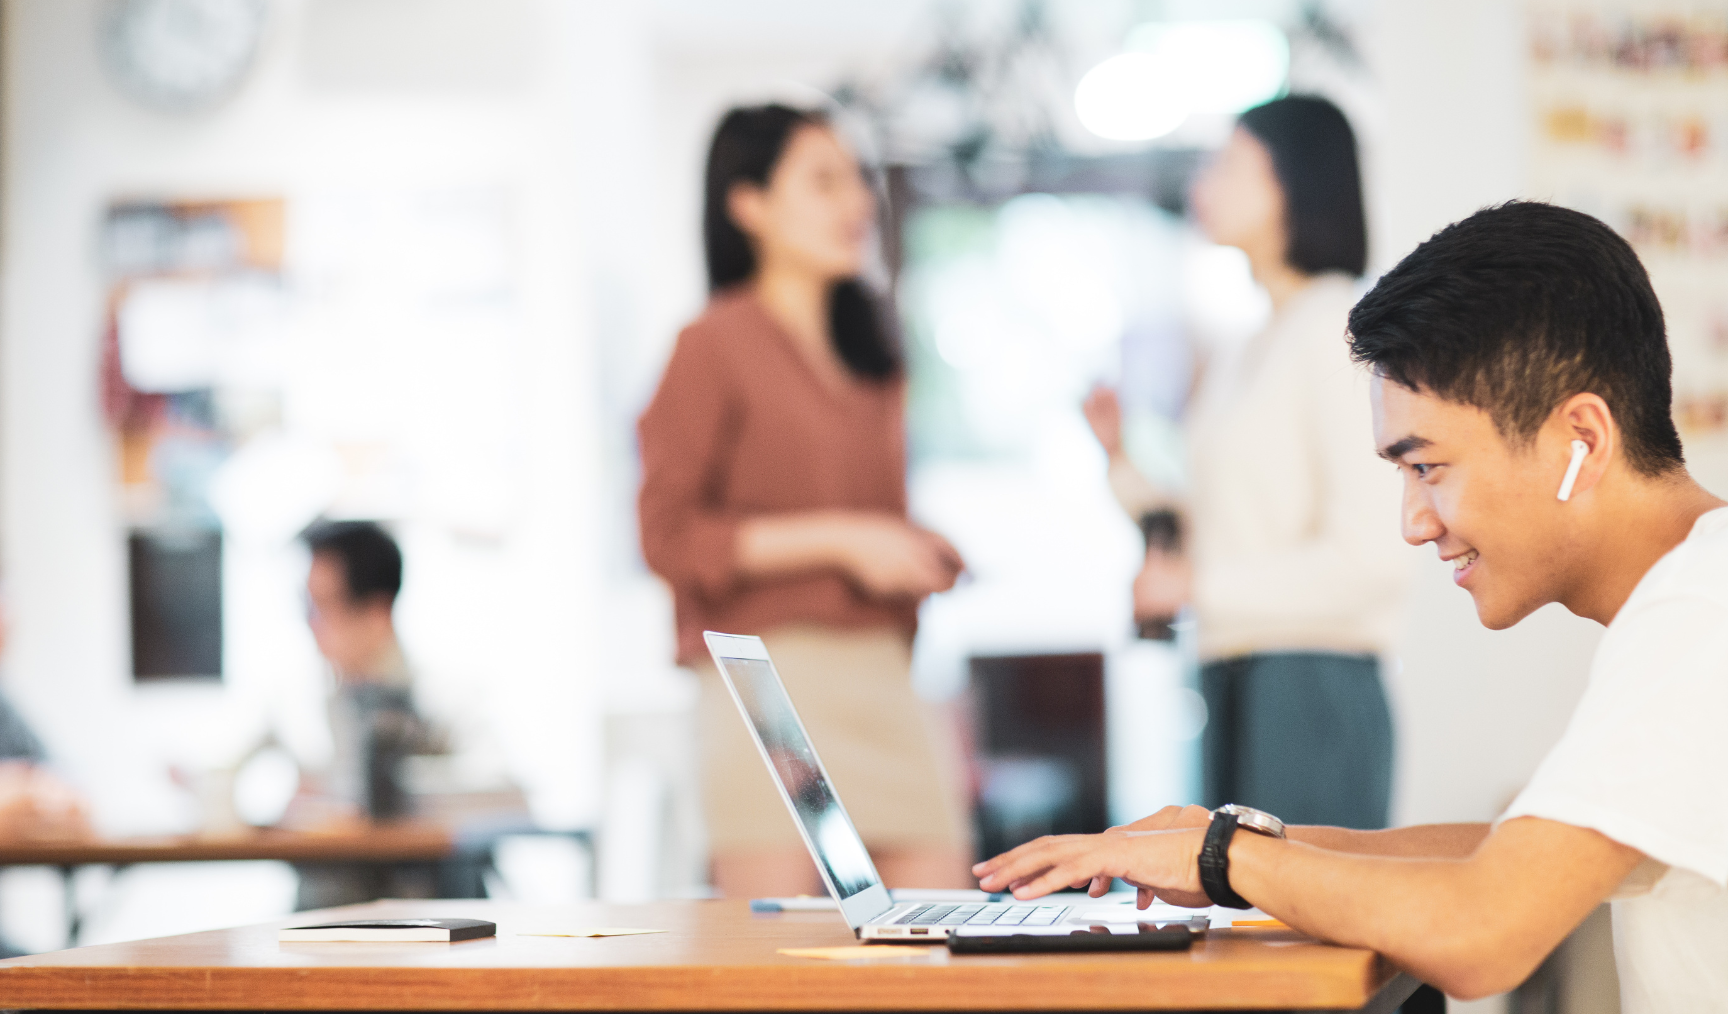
xmin=278 ymin=918 xmax=496 ymax=943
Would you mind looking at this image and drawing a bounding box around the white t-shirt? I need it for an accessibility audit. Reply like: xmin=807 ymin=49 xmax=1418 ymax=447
xmin=1502 ymin=506 xmax=1728 ymax=1013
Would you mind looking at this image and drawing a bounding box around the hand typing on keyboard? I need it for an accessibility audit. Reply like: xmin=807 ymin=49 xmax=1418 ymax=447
xmin=971 ymin=804 xmax=1215 ymax=909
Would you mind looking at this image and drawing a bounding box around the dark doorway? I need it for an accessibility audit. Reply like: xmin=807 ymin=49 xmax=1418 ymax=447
xmin=968 ymin=652 xmax=1108 ymax=860
xmin=129 ymin=526 xmax=223 ymax=681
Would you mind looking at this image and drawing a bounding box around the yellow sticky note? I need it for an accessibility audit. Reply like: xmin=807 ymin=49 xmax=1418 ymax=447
xmin=778 ymin=945 xmax=941 ymax=961
xmin=517 ymin=928 xmax=667 ymax=938
xmin=1231 ymin=919 xmax=1289 ymax=929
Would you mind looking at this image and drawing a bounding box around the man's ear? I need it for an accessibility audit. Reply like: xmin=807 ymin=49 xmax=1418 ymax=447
xmin=726 ymin=182 xmax=766 ymax=240
xmin=1553 ymin=393 xmax=1616 ymax=499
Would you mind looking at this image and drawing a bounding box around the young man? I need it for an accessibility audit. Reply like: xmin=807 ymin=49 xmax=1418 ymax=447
xmin=974 ymin=202 xmax=1727 ymax=1009
xmin=293 ymin=520 xmax=442 ymax=908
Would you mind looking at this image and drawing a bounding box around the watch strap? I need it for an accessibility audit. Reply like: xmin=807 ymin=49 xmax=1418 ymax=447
xmin=1198 ymin=812 xmax=1253 ymax=909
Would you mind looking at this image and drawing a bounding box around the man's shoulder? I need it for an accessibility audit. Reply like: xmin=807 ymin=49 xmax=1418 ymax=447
xmin=1592 ymin=509 xmax=1728 ymax=690
xmin=1630 ymin=507 xmax=1728 ymax=608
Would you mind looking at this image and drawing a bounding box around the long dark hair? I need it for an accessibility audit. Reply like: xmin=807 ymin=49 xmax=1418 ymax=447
xmin=702 ymin=104 xmax=900 ymax=381
xmin=1237 ymin=95 xmax=1367 ymax=278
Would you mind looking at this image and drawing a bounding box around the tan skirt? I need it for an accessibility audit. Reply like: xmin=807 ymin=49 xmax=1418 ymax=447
xmin=695 ymin=625 xmax=971 ymax=853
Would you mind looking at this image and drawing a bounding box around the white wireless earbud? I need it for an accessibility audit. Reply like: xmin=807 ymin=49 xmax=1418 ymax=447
xmin=1557 ymin=439 xmax=1588 ymax=501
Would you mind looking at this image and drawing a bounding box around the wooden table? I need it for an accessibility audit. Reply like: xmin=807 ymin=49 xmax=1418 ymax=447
xmin=0 ymin=898 xmax=1419 ymax=1012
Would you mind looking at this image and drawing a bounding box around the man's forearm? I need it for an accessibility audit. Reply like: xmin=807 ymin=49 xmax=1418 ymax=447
xmin=1228 ymin=818 xmax=1638 ymax=1000
xmin=1230 ymin=835 xmax=1508 ymax=994
xmin=1289 ymin=822 xmax=1489 ymax=858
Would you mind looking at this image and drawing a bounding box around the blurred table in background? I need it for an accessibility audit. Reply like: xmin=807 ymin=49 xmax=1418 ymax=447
xmin=0 ymin=821 xmax=455 ymax=867
xmin=0 ymin=897 xmax=1419 ymax=1012
xmin=0 ymin=820 xmax=593 ymax=947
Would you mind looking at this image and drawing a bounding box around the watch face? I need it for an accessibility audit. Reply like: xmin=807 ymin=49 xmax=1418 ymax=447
xmin=1217 ymin=804 xmax=1286 ymax=837
xmin=99 ymin=0 xmax=268 ymax=113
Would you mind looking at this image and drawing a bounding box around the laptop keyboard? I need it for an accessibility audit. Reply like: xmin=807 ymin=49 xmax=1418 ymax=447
xmin=893 ymin=902 xmax=1066 ymax=927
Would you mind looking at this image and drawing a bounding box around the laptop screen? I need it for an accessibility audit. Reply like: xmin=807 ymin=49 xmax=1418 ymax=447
xmin=715 ymin=655 xmax=880 ymax=900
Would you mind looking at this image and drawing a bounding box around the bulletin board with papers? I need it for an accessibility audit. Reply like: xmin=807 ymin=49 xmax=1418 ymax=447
xmin=1527 ymin=5 xmax=1728 ymax=486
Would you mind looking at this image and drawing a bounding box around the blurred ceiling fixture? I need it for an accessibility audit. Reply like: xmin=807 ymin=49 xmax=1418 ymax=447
xmin=98 ymin=0 xmax=269 ymax=113
xmin=1075 ymin=20 xmax=1289 ymax=142
xmin=828 ymin=2 xmax=1360 ymax=210
xmin=833 ymin=1 xmax=1072 ymax=171
xmin=1072 ymin=52 xmax=1186 ymax=143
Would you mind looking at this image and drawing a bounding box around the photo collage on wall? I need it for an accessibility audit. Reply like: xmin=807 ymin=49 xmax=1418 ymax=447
xmin=1528 ymin=4 xmax=1728 ymax=476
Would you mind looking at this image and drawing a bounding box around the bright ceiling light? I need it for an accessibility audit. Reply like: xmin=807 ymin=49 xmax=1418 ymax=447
xmin=1075 ymin=19 xmax=1289 ymax=142
xmin=1129 ymin=20 xmax=1289 ymax=115
xmin=1073 ymin=52 xmax=1188 ymax=142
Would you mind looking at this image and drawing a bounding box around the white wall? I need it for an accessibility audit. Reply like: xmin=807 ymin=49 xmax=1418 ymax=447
xmin=0 ymin=0 xmax=605 ymax=836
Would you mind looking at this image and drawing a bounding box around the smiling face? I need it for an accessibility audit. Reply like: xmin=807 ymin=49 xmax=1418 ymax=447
xmin=1372 ymin=376 xmax=1589 ymax=629
xmin=728 ymin=123 xmax=874 ymax=283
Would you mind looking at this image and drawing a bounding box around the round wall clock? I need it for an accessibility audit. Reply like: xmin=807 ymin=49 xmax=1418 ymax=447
xmin=98 ymin=0 xmax=269 ymax=113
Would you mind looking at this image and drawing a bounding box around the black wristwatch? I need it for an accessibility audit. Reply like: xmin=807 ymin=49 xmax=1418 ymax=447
xmin=1198 ymin=804 xmax=1286 ymax=909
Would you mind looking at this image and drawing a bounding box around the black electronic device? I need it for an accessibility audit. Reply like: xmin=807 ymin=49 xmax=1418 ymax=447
xmin=1135 ymin=508 xmax=1183 ymax=641
xmin=278 ymin=918 xmax=496 ymax=943
xmin=947 ymin=923 xmax=1194 ymax=954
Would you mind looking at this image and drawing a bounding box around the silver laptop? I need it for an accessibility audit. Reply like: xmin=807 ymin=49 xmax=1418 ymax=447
xmin=704 ymin=631 xmax=1209 ymax=943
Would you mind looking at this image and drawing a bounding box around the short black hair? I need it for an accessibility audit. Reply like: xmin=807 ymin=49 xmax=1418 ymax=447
xmin=1347 ymin=201 xmax=1684 ymax=476
xmin=1238 ymin=95 xmax=1367 ymax=277
xmin=301 ymin=520 xmax=403 ymax=604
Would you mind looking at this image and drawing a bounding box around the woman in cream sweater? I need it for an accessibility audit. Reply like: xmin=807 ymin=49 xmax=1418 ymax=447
xmin=1086 ymin=96 xmax=1413 ymax=829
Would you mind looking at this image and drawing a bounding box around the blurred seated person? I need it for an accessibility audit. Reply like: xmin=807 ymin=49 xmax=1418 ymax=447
xmin=0 ymin=604 xmax=90 ymax=956
xmin=0 ymin=731 xmax=87 ymax=960
xmin=290 ymin=519 xmax=426 ymax=825
xmin=288 ymin=521 xmax=477 ymax=908
xmin=0 ymin=607 xmax=90 ymax=844
xmin=0 ymin=760 xmax=88 ymax=844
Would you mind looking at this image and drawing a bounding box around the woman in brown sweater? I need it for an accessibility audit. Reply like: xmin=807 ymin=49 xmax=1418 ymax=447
xmin=638 ymin=105 xmax=972 ymax=898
